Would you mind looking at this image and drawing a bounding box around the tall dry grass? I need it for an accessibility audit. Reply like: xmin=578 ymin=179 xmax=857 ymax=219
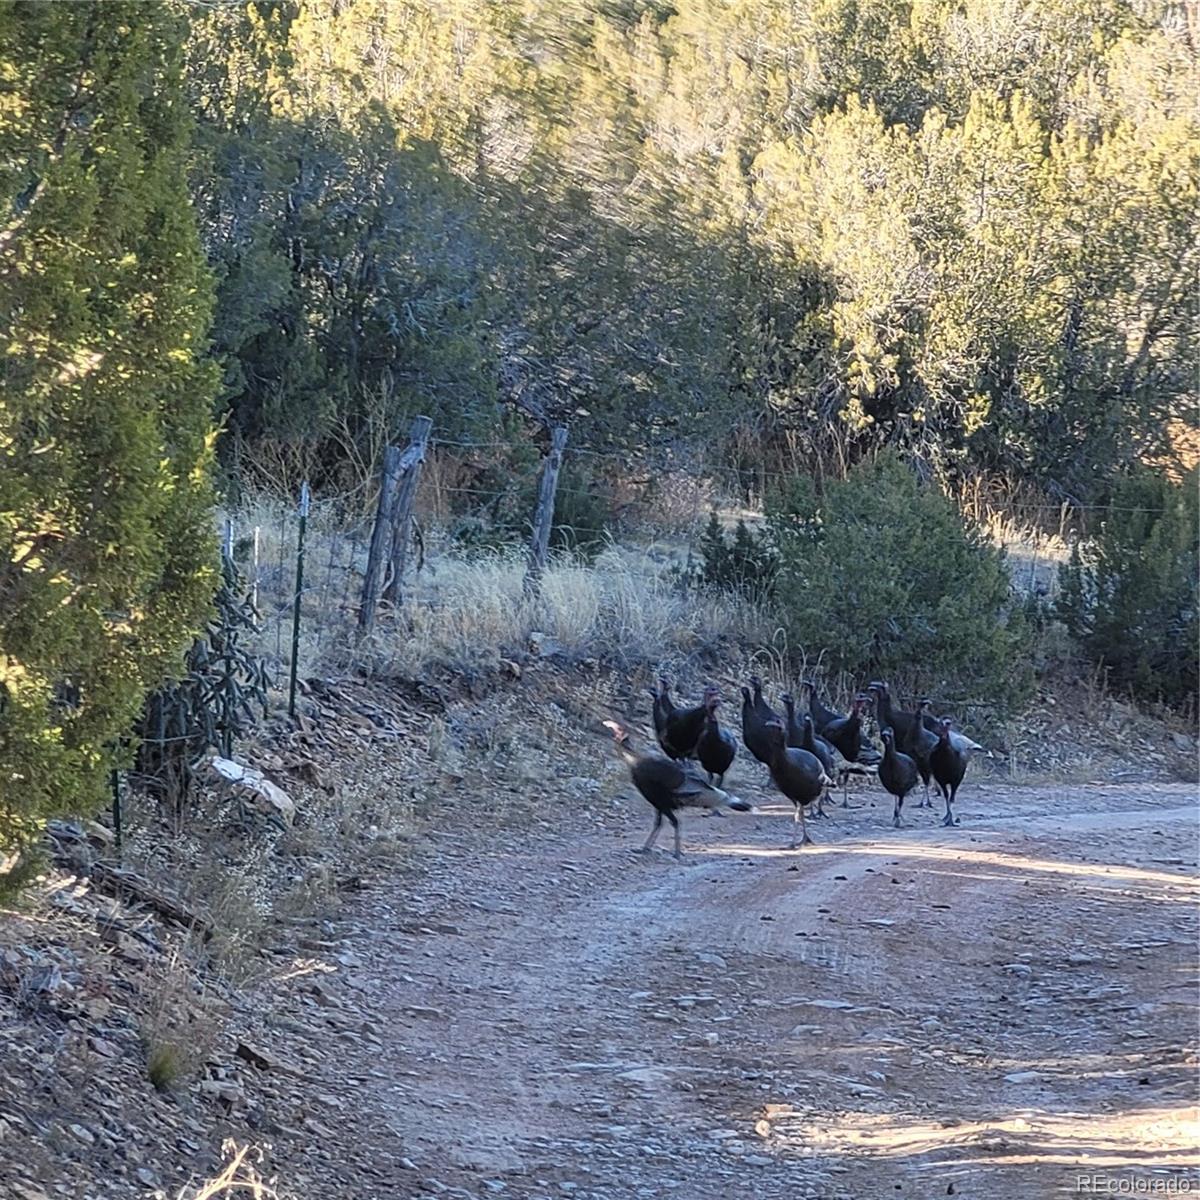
xmin=177 ymin=1144 xmax=282 ymax=1199
xmin=357 ymin=542 xmax=773 ymax=678
xmin=224 ymin=492 xmax=772 ymax=687
xmin=225 ymin=478 xmax=1073 ymax=695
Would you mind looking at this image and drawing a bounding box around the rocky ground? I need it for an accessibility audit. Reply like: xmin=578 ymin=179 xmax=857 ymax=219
xmin=272 ymin=773 xmax=1199 ymax=1200
xmin=0 ymin=670 xmax=1196 ymax=1199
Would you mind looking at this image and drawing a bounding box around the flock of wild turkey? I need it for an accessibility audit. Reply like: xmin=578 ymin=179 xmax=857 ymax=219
xmin=604 ymin=677 xmax=988 ymax=860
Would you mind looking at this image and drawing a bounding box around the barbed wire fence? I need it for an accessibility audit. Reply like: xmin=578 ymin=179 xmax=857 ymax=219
xmin=111 ymin=412 xmax=1178 ymax=841
xmin=221 ymin=418 xmax=1169 ymax=713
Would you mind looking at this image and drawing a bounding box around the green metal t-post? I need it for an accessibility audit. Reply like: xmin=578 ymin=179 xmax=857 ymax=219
xmin=288 ymin=482 xmax=310 ymax=719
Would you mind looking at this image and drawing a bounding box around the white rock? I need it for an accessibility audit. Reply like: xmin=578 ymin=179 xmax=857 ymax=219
xmin=206 ymin=754 xmax=295 ymax=825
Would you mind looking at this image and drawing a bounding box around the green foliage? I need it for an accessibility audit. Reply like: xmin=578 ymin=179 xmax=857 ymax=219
xmin=1057 ymin=469 xmax=1198 ymax=709
xmin=448 ymin=456 xmax=614 ymax=563
xmin=0 ymin=2 xmax=218 ymax=862
xmin=136 ymin=556 xmax=269 ymax=821
xmin=693 ymin=510 xmax=779 ymax=600
xmin=146 ymin=1042 xmax=186 ymax=1093
xmin=768 ymin=453 xmax=1034 ymax=714
xmin=175 ymin=0 xmax=1196 ymax=502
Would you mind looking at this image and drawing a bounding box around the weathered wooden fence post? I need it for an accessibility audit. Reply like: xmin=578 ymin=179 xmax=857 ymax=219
xmin=358 ymin=445 xmax=403 ymax=634
xmin=523 ymin=425 xmax=568 ymax=598
xmin=382 ymin=415 xmax=433 ymax=606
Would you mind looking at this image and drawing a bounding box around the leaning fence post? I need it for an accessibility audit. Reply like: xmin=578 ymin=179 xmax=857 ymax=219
xmin=524 ymin=425 xmax=568 ymax=598
xmin=381 ymin=415 xmax=432 ymax=606
xmin=287 ymin=481 xmax=310 ymax=719
xmin=359 ymin=446 xmax=403 ymax=634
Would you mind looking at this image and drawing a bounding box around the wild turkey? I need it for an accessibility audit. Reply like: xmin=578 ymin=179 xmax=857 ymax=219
xmin=800 ymin=715 xmax=835 ymax=777
xmin=821 ymin=693 xmax=867 ymax=761
xmin=918 ymin=699 xmax=989 ymax=758
xmin=604 ymin=720 xmax=751 ymax=860
xmin=930 ymin=718 xmax=969 ymax=827
xmin=763 ymin=720 xmax=833 ymax=848
xmin=867 ymin=681 xmax=911 ymax=729
xmin=900 ymin=706 xmax=938 ymax=809
xmin=782 ymin=694 xmax=834 ymax=817
xmin=749 ymin=675 xmax=779 ymax=725
xmin=868 ymin=682 xmax=934 ymax=806
xmin=801 ymin=714 xmax=839 ymax=819
xmin=659 ymin=681 xmax=709 ymax=760
xmin=803 ymin=680 xmax=881 ymax=764
xmin=878 ymin=727 xmax=919 ymax=829
xmin=648 ymin=682 xmax=668 ymax=743
xmin=741 ymin=685 xmax=775 ymax=766
xmin=819 ymin=694 xmax=877 ymax=807
xmin=696 ymin=692 xmax=737 ymax=787
xmin=803 ymin=679 xmax=842 ymax=734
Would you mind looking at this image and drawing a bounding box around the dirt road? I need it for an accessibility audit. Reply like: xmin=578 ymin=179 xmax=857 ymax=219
xmin=285 ymin=774 xmax=1199 ymax=1200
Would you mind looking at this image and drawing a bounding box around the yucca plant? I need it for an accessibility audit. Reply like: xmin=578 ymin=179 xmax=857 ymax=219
xmin=134 ymin=556 xmax=269 ymax=827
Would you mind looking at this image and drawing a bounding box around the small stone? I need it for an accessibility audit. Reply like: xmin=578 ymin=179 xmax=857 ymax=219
xmin=68 ymin=1124 xmax=95 ymax=1145
xmin=743 ymin=1154 xmax=772 ymax=1166
xmin=235 ymin=1041 xmax=277 ymax=1071
xmin=25 ymin=965 xmax=63 ymax=995
xmin=399 ymin=1158 xmax=418 ymax=1170
xmin=88 ymin=1036 xmax=120 ymax=1058
xmin=80 ymin=997 xmax=112 ymax=1021
xmin=200 ymin=1080 xmax=245 ymax=1104
xmin=1003 ymin=1071 xmax=1042 ymax=1084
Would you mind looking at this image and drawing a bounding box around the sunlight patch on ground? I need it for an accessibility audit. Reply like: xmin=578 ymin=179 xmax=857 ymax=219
xmin=704 ymin=838 xmax=1200 ymax=900
xmin=764 ymin=1104 xmax=1200 ymax=1169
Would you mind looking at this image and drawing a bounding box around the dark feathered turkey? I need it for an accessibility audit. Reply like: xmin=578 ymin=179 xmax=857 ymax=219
xmin=605 ymin=720 xmax=751 ymax=860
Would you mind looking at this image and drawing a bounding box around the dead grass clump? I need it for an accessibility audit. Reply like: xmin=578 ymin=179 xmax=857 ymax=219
xmin=225 ymin=491 xmax=773 ymax=683
xmin=177 ymin=1142 xmax=284 ymax=1199
xmin=140 ymin=950 xmax=223 ymax=1092
xmin=181 ymin=858 xmax=273 ymax=985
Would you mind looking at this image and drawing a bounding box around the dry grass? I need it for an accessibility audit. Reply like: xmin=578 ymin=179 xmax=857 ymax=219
xmin=186 ymin=860 xmax=273 ymax=986
xmin=979 ymin=507 xmax=1072 ymax=602
xmin=140 ymin=949 xmax=223 ymax=1092
xmin=177 ymin=1143 xmax=283 ymax=1199
xmin=227 ymin=490 xmax=772 ymax=684
xmin=361 ymin=542 xmax=770 ymax=676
